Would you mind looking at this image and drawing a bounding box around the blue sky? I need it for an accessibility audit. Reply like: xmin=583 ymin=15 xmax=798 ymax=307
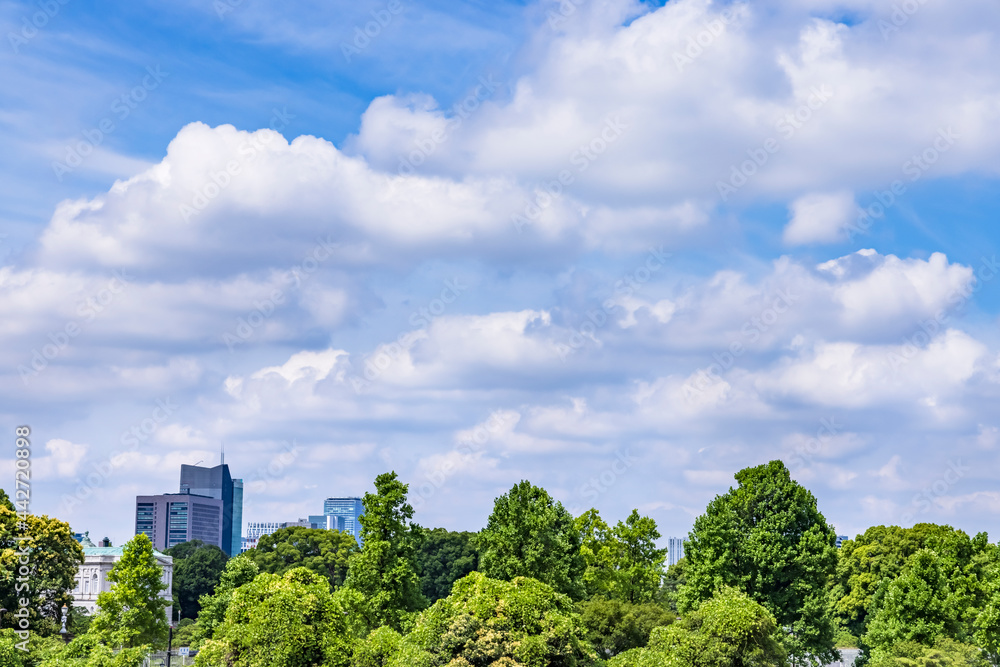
xmin=2 ymin=0 xmax=1000 ymax=547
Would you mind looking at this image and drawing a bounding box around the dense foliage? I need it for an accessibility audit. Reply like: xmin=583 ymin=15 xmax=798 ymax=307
xmin=679 ymin=460 xmax=840 ymax=664
xmin=343 ymin=471 xmax=426 ymax=632
xmin=479 ymin=480 xmax=586 ymax=600
xmin=165 ymin=539 xmax=229 ymax=619
xmin=244 ymin=526 xmax=357 ymax=592
xmin=412 ymin=528 xmax=480 ymax=603
xmin=0 ymin=489 xmax=85 ymax=631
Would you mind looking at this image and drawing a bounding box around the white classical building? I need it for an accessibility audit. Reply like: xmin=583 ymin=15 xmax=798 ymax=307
xmin=69 ymin=545 xmax=174 ymax=621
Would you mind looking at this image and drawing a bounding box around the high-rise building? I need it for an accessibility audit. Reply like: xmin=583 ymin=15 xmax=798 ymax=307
xmin=667 ymin=536 xmax=685 ymax=567
xmin=836 ymin=534 xmax=849 ymax=548
xmin=323 ymin=497 xmax=364 ymax=543
xmin=179 ymin=463 xmax=243 ymax=557
xmin=135 ymin=493 xmax=224 ymax=551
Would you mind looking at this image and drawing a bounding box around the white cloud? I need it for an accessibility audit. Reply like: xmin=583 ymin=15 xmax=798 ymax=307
xmin=784 ymin=191 xmax=857 ymax=245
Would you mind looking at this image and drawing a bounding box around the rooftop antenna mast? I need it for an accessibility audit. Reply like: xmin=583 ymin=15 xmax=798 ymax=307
xmin=221 ymin=441 xmax=225 ymax=466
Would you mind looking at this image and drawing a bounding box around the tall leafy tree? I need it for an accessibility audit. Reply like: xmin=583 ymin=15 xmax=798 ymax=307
xmin=89 ymin=533 xmax=169 ymax=649
xmin=0 ymin=489 xmax=84 ymax=631
xmin=245 ymin=526 xmax=357 ymax=592
xmin=577 ymin=596 xmax=675 ymax=658
xmin=344 ymin=471 xmax=426 ymax=631
xmin=412 ymin=528 xmax=479 ymax=603
xmin=479 ymin=480 xmax=586 ymax=600
xmin=614 ymin=510 xmax=668 ymax=604
xmin=197 ymin=555 xmax=260 ymax=641
xmin=165 ymin=539 xmax=228 ymax=619
xmin=679 ymin=460 xmax=839 ymax=664
xmin=577 ymin=508 xmax=617 ymax=599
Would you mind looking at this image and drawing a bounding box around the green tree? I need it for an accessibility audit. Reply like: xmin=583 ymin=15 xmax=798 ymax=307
xmin=198 ymin=567 xmax=354 ymax=667
xmin=344 ymin=472 xmax=426 ymax=631
xmin=412 ymin=528 xmax=479 ymax=603
xmin=679 ymin=460 xmax=839 ymax=664
xmin=577 ymin=596 xmax=675 ymax=658
xmin=577 ymin=509 xmax=617 ymax=599
xmin=614 ymin=510 xmax=668 ymax=604
xmin=867 ymin=638 xmax=989 ymax=667
xmin=659 ymin=558 xmax=687 ymax=613
xmin=0 ymin=489 xmax=85 ymax=631
xmin=611 ymin=586 xmax=787 ymax=667
xmin=479 ymin=480 xmax=586 ymax=600
xmin=831 ymin=524 xmax=997 ymax=646
xmin=973 ymin=560 xmax=1000 ymax=665
xmin=89 ymin=533 xmax=169 ymax=649
xmin=245 ymin=526 xmax=357 ymax=592
xmin=196 ymin=555 xmax=260 ymax=641
xmin=863 ymin=549 xmax=960 ymax=654
xmin=165 ymin=540 xmax=228 ymax=620
xmin=387 ymin=571 xmax=598 ymax=667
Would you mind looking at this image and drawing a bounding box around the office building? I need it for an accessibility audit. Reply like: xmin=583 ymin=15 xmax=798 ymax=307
xmin=71 ymin=546 xmax=173 ymax=621
xmin=179 ymin=462 xmax=244 ymax=557
xmin=836 ymin=534 xmax=849 ymax=548
xmin=135 ymin=493 xmax=224 ymax=551
xmin=324 ymin=497 xmax=364 ymax=542
xmin=667 ymin=536 xmax=685 ymax=567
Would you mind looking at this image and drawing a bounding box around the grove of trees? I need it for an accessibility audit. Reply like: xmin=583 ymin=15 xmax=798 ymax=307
xmin=1 ymin=460 xmax=998 ymax=667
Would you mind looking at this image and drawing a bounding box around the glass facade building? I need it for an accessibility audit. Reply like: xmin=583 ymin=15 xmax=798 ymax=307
xmin=179 ymin=463 xmax=243 ymax=556
xmin=323 ymin=497 xmax=364 ymax=543
xmin=667 ymin=536 xmax=685 ymax=567
xmin=134 ymin=494 xmax=223 ymax=552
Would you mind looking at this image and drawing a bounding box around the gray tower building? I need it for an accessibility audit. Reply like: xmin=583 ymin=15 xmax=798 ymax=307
xmin=135 ymin=493 xmax=224 ymax=551
xmin=667 ymin=536 xmax=685 ymax=567
xmin=178 ymin=462 xmax=243 ymax=557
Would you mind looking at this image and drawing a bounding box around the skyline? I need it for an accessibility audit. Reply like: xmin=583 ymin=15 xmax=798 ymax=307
xmin=2 ymin=0 xmax=1000 ymax=547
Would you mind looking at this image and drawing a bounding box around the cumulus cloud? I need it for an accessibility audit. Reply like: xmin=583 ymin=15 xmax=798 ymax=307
xmin=784 ymin=191 xmax=857 ymax=245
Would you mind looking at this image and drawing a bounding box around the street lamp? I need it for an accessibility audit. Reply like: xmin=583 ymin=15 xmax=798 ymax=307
xmin=60 ymin=604 xmax=69 ymax=641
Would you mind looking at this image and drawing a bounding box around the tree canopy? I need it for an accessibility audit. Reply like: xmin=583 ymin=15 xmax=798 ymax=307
xmin=245 ymin=526 xmax=357 ymax=592
xmin=344 ymin=471 xmax=426 ymax=631
xmin=89 ymin=533 xmax=169 ymax=649
xmin=679 ymin=460 xmax=839 ymax=664
xmin=479 ymin=479 xmax=586 ymax=600
xmin=412 ymin=527 xmax=479 ymax=603
xmin=165 ymin=539 xmax=228 ymax=619
xmin=0 ymin=489 xmax=84 ymax=631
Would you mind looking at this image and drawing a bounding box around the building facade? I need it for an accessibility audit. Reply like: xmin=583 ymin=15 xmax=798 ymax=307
xmin=836 ymin=534 xmax=849 ymax=548
xmin=667 ymin=536 xmax=685 ymax=567
xmin=135 ymin=493 xmax=224 ymax=552
xmin=70 ymin=547 xmax=173 ymax=621
xmin=179 ymin=463 xmax=243 ymax=557
xmin=323 ymin=497 xmax=364 ymax=542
